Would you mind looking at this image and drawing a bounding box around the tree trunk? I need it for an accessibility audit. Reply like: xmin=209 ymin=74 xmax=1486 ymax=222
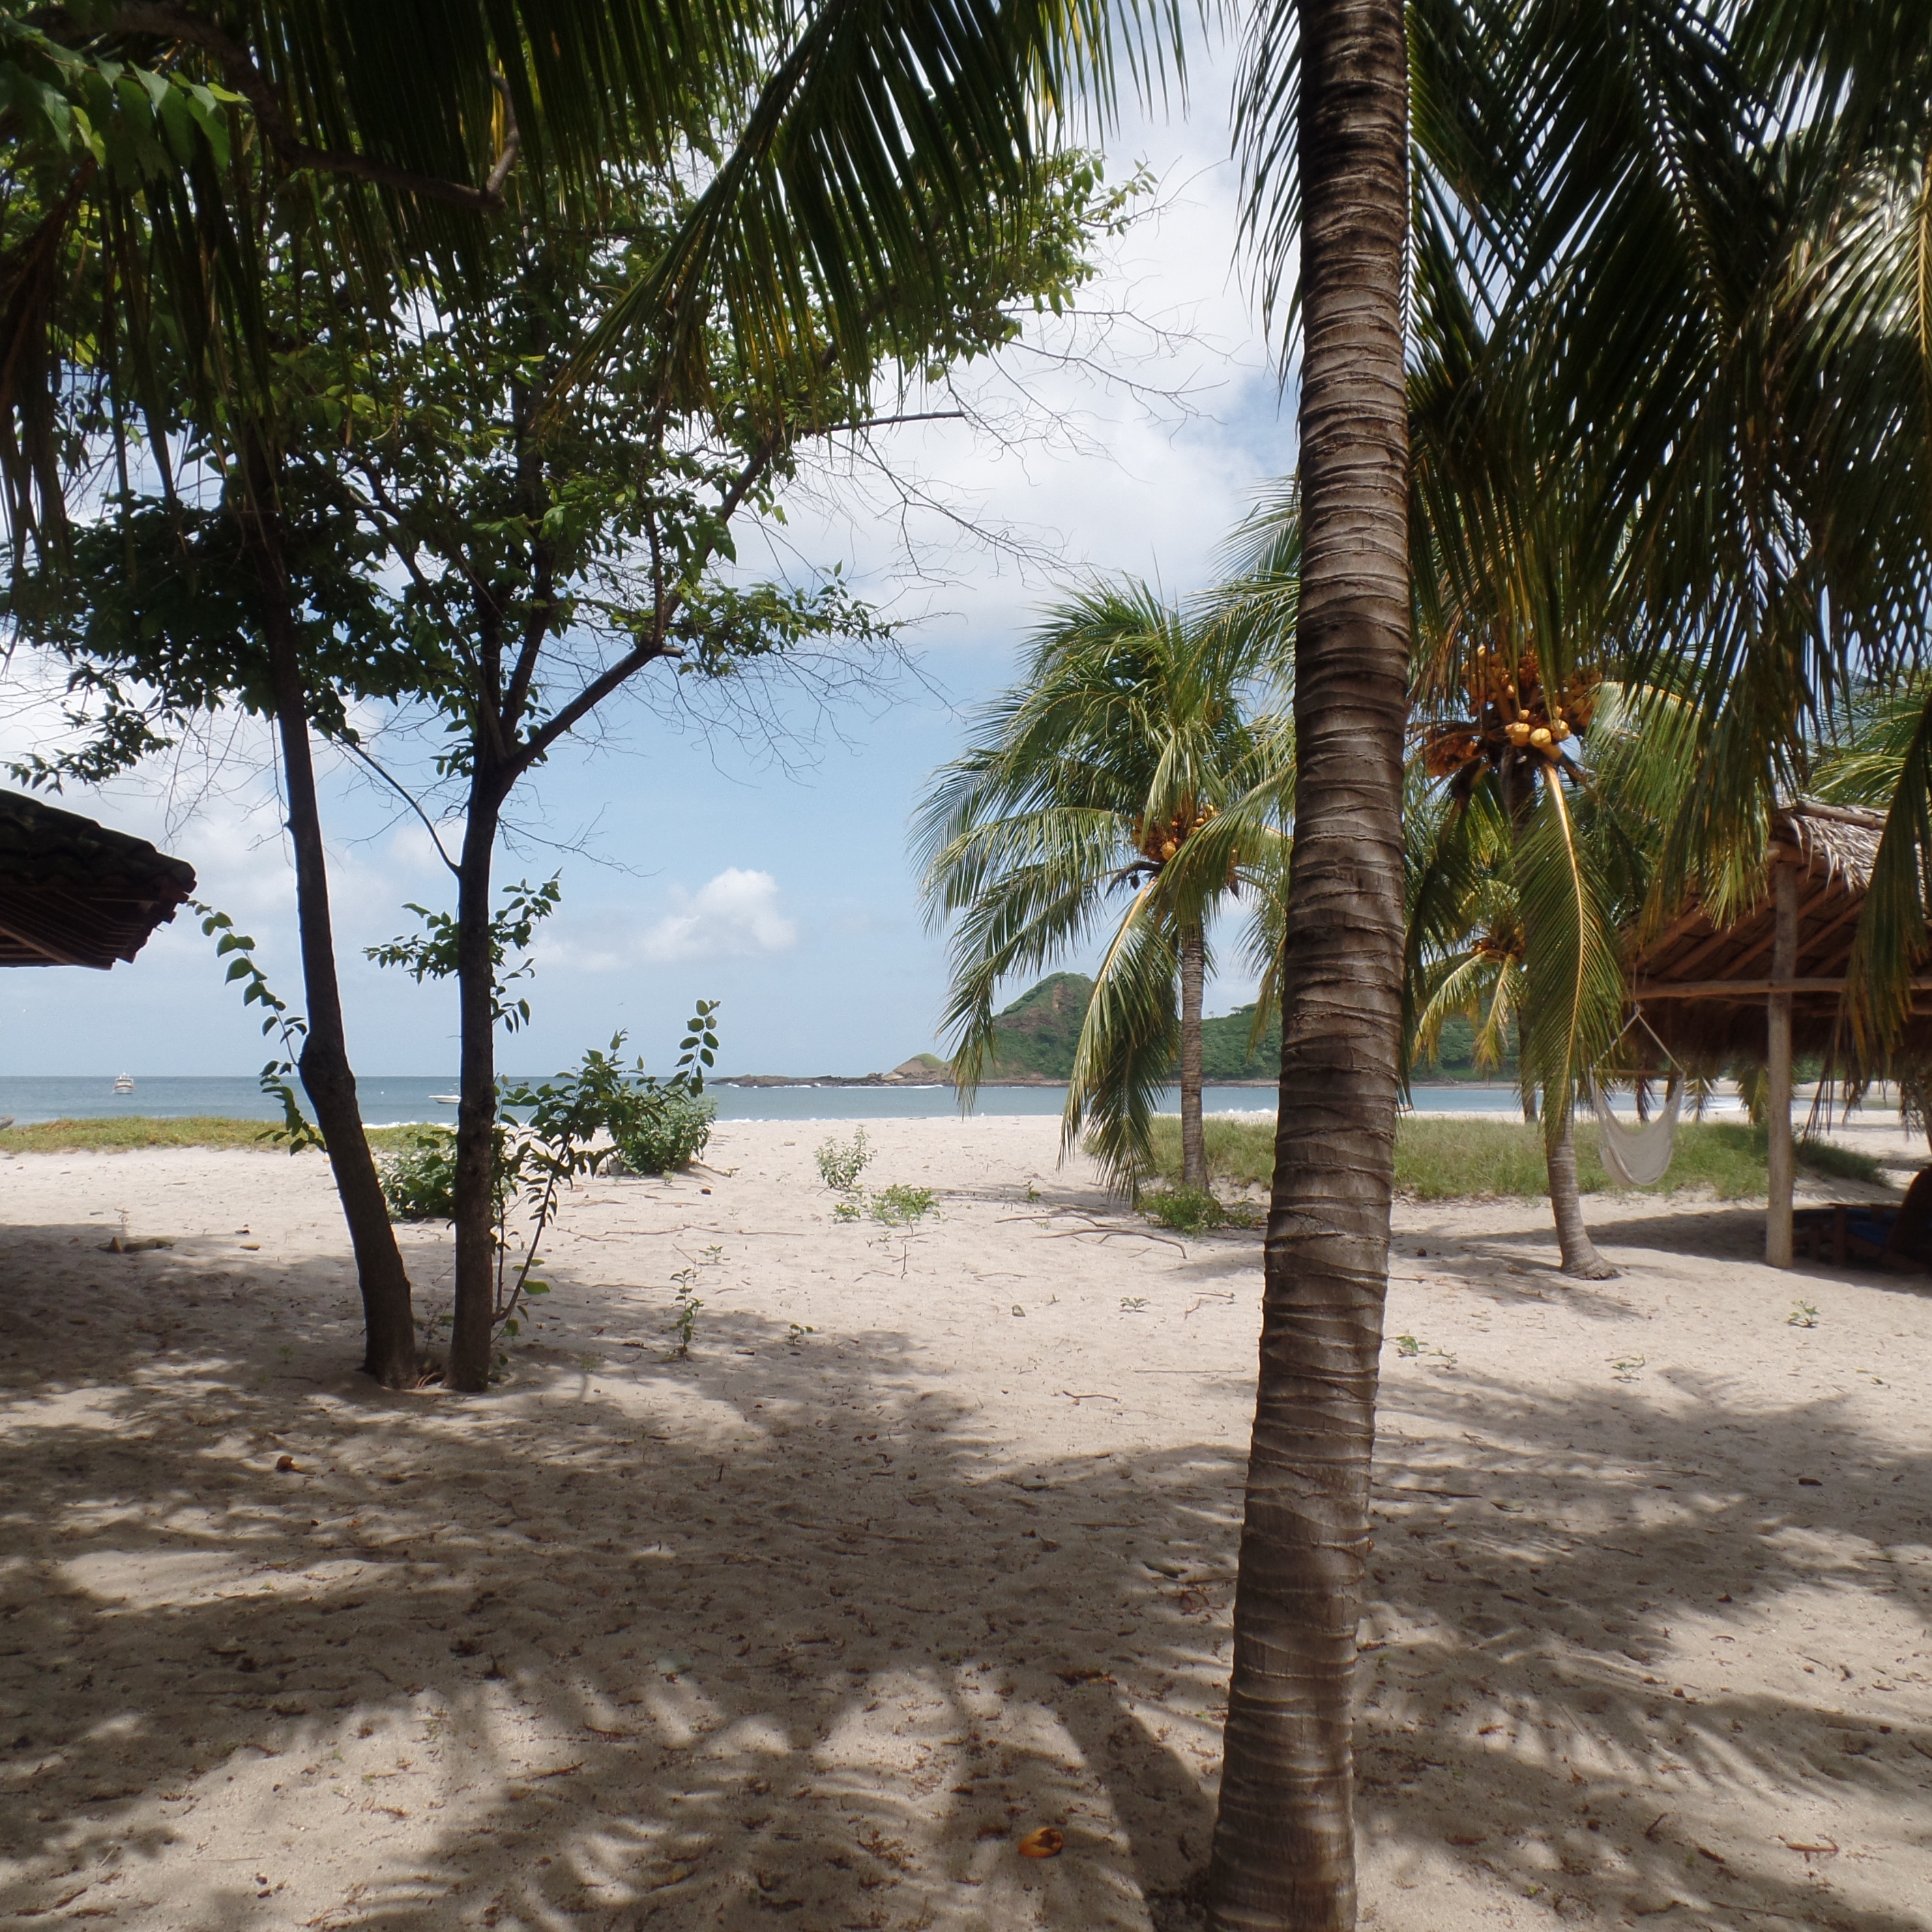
xmin=446 ymin=778 xmax=507 ymax=1394
xmin=258 ymin=593 xmax=420 ymax=1387
xmin=1499 ymin=746 xmax=1615 ymax=1282
xmin=1547 ymin=1111 xmax=1618 ymax=1278
xmin=1205 ymin=4 xmax=1410 ymax=1928
xmin=1180 ymin=920 xmax=1208 ymax=1189
xmin=1764 ymin=857 xmax=1796 ymax=1266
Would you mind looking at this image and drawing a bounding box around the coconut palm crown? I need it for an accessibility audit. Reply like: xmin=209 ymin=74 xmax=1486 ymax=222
xmin=915 ymin=581 xmax=1285 ymax=1189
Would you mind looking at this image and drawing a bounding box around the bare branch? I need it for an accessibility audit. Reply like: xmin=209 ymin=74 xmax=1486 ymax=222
xmin=334 ymin=736 xmax=461 ymax=877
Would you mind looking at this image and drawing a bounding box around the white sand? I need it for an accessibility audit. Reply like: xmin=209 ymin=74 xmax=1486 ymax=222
xmin=1 ymin=1116 xmax=1928 ymax=1931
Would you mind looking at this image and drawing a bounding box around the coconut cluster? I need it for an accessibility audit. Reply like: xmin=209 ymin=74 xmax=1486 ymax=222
xmin=1423 ymin=647 xmax=1597 ymax=779
xmin=1132 ymin=801 xmax=1219 ymax=868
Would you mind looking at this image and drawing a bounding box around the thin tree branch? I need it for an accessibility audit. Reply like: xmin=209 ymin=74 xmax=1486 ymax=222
xmin=819 ymin=410 xmax=967 ymax=432
xmin=336 ymin=736 xmax=461 ymax=877
xmin=511 ymin=636 xmax=677 ymax=776
xmin=485 ymin=73 xmax=522 ymax=197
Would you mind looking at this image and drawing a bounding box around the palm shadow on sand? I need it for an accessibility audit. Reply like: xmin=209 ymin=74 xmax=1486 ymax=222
xmin=1 ymin=1209 xmax=1927 ymax=1929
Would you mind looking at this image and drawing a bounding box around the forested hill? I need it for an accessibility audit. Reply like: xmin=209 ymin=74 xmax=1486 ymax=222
xmin=965 ymin=976 xmax=1506 ymax=1082
xmin=976 ymin=975 xmax=1281 ymax=1081
xmin=982 ymin=972 xmax=1092 ymax=1077
xmin=1199 ymin=1004 xmax=1282 ymax=1079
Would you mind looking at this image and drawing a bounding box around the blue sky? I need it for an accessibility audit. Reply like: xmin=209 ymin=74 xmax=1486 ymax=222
xmin=1 ymin=74 xmax=1296 ymax=1080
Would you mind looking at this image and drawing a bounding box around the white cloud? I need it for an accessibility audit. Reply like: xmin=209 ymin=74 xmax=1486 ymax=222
xmin=636 ymin=869 xmax=797 ymax=964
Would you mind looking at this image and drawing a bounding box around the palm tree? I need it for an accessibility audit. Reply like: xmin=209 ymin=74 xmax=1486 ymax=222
xmin=1197 ymin=3 xmax=1412 ymax=1920
xmin=1478 ymin=0 xmax=1932 ymax=1059
xmin=1406 ymin=662 xmax=1703 ymax=1278
xmin=23 ymin=1 xmax=1891 ymax=1918
xmin=916 ymin=581 xmax=1280 ymax=1190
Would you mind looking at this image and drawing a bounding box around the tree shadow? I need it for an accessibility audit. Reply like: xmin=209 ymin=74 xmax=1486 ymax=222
xmin=1 ymin=1210 xmax=1927 ymax=1929
xmin=1356 ymin=1368 xmax=1932 ymax=1926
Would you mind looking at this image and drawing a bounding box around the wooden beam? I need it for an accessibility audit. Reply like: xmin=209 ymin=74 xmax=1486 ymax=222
xmin=1794 ymin=888 xmax=1866 ymax=958
xmin=1631 ymin=975 xmax=1932 ymax=999
xmin=1766 ymin=861 xmax=1796 ymax=1268
xmin=1660 ymin=903 xmax=1776 ymax=984
xmin=1631 ymin=898 xmax=1716 ymax=966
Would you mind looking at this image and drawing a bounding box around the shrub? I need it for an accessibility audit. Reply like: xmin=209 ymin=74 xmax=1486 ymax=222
xmin=606 ymin=1086 xmax=716 ymax=1175
xmin=871 ymin=1183 xmax=937 ymax=1226
xmin=379 ymin=1127 xmax=460 ymax=1220
xmin=1796 ymin=1135 xmax=1883 ymax=1186
xmin=815 ymin=1128 xmax=872 ymax=1192
xmin=1142 ymin=1186 xmax=1259 ymax=1233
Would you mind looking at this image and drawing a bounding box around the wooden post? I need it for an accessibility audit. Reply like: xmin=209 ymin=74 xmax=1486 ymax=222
xmin=1766 ymin=857 xmax=1797 ymax=1267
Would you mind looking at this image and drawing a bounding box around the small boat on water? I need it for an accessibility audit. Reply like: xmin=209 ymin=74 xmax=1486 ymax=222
xmin=431 ymin=1093 xmax=460 ymax=1104
xmin=113 ymin=1074 xmax=135 ymax=1094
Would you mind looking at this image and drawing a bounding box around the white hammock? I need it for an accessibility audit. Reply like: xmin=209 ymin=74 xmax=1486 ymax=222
xmin=1589 ymin=1077 xmax=1684 ymax=1188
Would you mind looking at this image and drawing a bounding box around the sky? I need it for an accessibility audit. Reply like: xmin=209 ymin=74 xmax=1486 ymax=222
xmin=0 ymin=61 xmax=1297 ymax=1081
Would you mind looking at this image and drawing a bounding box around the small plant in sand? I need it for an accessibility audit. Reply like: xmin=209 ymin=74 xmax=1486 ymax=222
xmin=1787 ymin=1302 xmax=1819 ymax=1329
xmin=815 ymin=1128 xmax=873 ymax=1193
xmin=1142 ymin=1186 xmax=1257 ymax=1234
xmin=1393 ymin=1333 xmax=1457 ymax=1368
xmin=870 ymin=1183 xmax=937 ymax=1226
xmin=669 ymin=1267 xmax=703 ymax=1358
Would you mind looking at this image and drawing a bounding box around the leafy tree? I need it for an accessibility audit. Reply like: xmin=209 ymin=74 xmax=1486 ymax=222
xmin=0 ymin=0 xmax=1093 ymax=546
xmin=1 ymin=14 xmax=1124 ymax=1391
xmin=5 ymin=395 xmax=437 ymax=1385
xmin=287 ymin=150 xmax=1116 ymax=1393
xmin=916 ymin=579 xmax=1283 ymax=1190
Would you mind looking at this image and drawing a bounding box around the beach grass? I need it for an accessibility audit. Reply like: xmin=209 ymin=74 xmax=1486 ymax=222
xmin=1142 ymin=1113 xmax=1886 ymax=1200
xmin=0 ymin=1115 xmax=430 ymax=1154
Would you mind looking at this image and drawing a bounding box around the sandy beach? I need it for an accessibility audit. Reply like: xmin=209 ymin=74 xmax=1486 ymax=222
xmin=3 ymin=1114 xmax=1929 ymax=1931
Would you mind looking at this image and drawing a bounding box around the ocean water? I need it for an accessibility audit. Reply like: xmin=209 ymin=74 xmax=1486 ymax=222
xmin=0 ymin=1073 xmax=1536 ymax=1128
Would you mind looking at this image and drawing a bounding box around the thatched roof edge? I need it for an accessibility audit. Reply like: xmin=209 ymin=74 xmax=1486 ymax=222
xmin=1778 ymin=799 xmax=1883 ymax=890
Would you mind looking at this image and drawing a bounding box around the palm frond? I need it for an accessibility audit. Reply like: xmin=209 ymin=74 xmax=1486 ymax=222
xmin=1064 ymin=879 xmax=1180 ymax=1188
xmin=1839 ymin=682 xmax=1932 ymax=1057
xmin=1515 ymin=762 xmax=1625 ymax=1141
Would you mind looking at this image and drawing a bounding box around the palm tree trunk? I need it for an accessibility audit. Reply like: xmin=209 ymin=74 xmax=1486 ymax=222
xmin=1547 ymin=1111 xmax=1617 ymax=1278
xmin=1206 ymin=4 xmax=1410 ymax=1927
xmin=244 ymin=471 xmax=418 ymax=1389
xmin=1180 ymin=920 xmax=1208 ymax=1189
xmin=1497 ymin=751 xmax=1618 ymax=1283
xmin=445 ymin=775 xmax=508 ymax=1394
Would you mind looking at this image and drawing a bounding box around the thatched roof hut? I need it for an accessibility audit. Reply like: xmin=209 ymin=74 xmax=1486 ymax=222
xmin=1627 ymin=802 xmax=1916 ymax=1065
xmin=0 ymin=789 xmax=196 ymax=969
xmin=1624 ymin=800 xmax=1922 ymax=1270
